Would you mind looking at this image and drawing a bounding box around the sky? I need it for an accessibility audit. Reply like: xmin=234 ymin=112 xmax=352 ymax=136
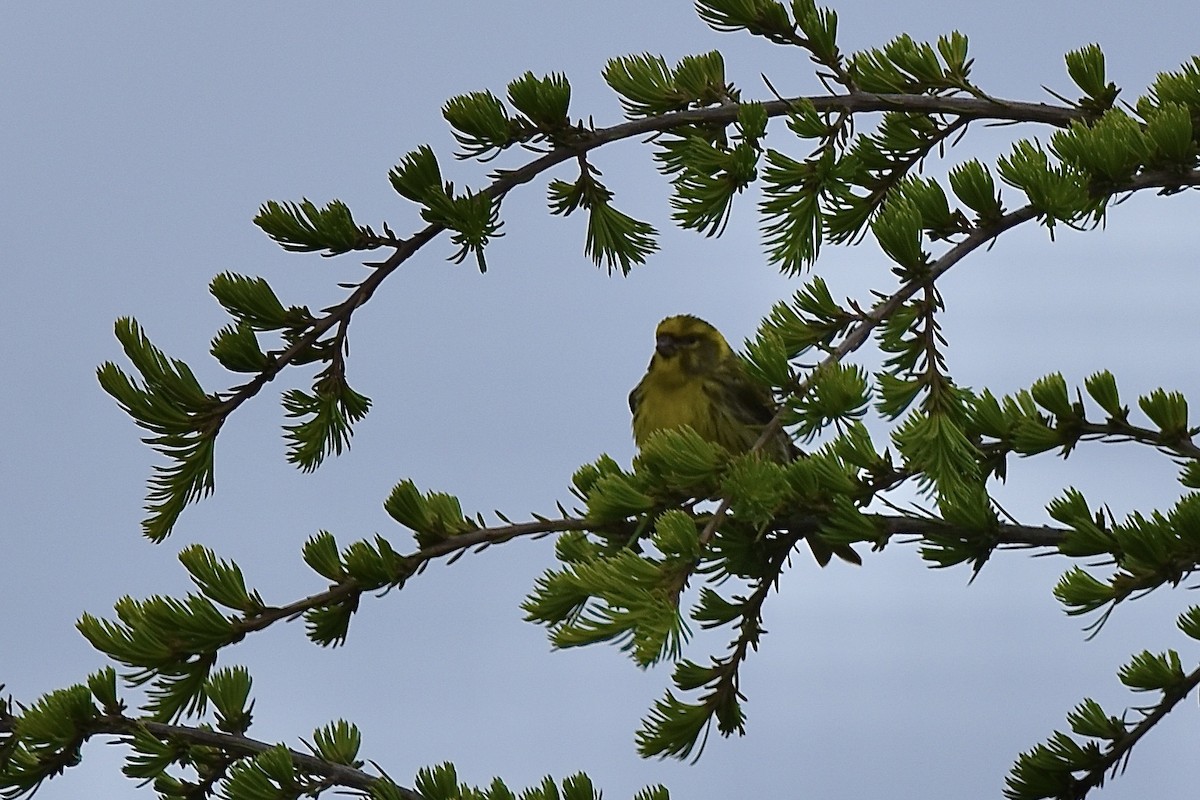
xmin=3 ymin=3 xmax=1199 ymax=799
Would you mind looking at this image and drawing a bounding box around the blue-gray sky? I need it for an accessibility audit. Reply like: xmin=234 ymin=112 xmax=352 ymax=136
xmin=3 ymin=3 xmax=1198 ymax=798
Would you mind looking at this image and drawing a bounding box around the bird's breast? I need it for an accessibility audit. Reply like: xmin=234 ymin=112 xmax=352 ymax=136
xmin=633 ymin=377 xmax=719 ymax=441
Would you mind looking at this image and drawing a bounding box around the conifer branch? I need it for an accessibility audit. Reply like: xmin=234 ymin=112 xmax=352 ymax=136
xmin=1076 ymin=663 xmax=1200 ymax=797
xmin=94 ymin=713 xmax=422 ymax=800
xmin=697 ymin=164 xmax=1200 ymax=550
xmin=235 ymin=511 xmax=1060 ymax=644
xmin=213 ymin=92 xmax=1097 ymax=426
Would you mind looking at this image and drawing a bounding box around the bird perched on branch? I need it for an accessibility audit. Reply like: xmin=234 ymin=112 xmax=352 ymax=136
xmin=629 ymin=314 xmax=793 ymax=459
xmin=629 ymin=314 xmax=860 ymax=566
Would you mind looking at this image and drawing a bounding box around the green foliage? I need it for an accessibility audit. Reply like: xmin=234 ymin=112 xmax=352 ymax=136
xmin=1046 ymin=489 xmax=1113 ymax=558
xmin=0 ymin=684 xmax=96 ymax=798
xmin=664 ymin=103 xmax=765 ymax=236
xmin=254 ymin=199 xmax=378 ymax=255
xmin=210 ymin=321 xmax=269 ymax=373
xmin=282 ymin=375 xmax=372 ymax=472
xmin=893 ymin=402 xmax=980 ymax=501
xmin=385 ymin=479 xmax=478 ymax=548
xmin=759 ymin=145 xmax=833 ymax=272
xmin=77 ymin=593 xmax=233 ymax=720
xmin=1138 ymin=387 xmax=1190 ymax=442
xmin=695 ymin=0 xmax=796 ymax=43
xmin=756 ymin=32 xmax=986 ymax=273
xmin=389 ymin=145 xmax=504 ymax=271
xmin=97 ymin=267 xmax=372 ymax=539
xmin=390 ymin=144 xmax=444 ymax=201
xmin=603 ymin=51 xmax=732 ymax=118
xmin=916 ymin=485 xmax=999 ymax=570
xmin=580 ymin=467 xmax=657 ymax=525
xmin=1141 ymin=101 xmax=1196 ymax=171
xmin=67 ymin=6 xmax=1200 ymax=800
xmin=207 ymin=666 xmax=254 ymax=734
xmin=696 ymin=0 xmax=842 ymax=76
xmin=632 ymin=427 xmax=727 ymax=496
xmin=97 ymin=318 xmax=220 ymax=541
xmin=848 ymin=32 xmax=971 ymax=94
xmin=180 ymin=545 xmax=264 ymax=614
xmin=442 ymin=73 xmax=576 ymax=160
xmin=443 ymin=90 xmax=514 ymax=160
xmin=1082 ymin=370 xmax=1125 ymax=419
xmin=1052 ymin=491 xmax=1200 ymax=621
xmin=1004 ymin=642 xmax=1198 ymax=800
xmin=785 ymin=361 xmax=870 ymax=439
xmin=411 ymin=763 xmax=632 ymax=800
xmin=304 ymin=599 xmax=357 ymax=648
xmin=1050 ymin=110 xmax=1147 ymax=187
xmin=122 ymin=725 xmax=189 ymax=786
xmin=507 ymin=71 xmax=572 ymax=133
xmin=341 ymin=535 xmax=410 ymax=592
xmin=302 ymin=530 xmax=348 ymax=581
xmin=526 ymin=413 xmax=876 ymax=761
xmin=221 ymin=744 xmax=300 ymax=799
xmin=547 ymin=163 xmax=659 ymax=274
xmin=720 ymin=456 xmax=790 ymax=530
xmin=570 ymin=453 xmax=626 ymax=499
xmin=997 ymin=139 xmax=1096 ymax=228
xmin=1144 ymin=55 xmax=1200 ymax=111
xmin=968 ymin=372 xmax=1199 ymax=478
xmin=948 ymin=159 xmax=1003 ymax=223
xmin=872 ymin=193 xmax=928 ymax=270
xmin=1179 ymin=605 xmax=1200 ymax=640
xmin=311 ymin=720 xmax=363 ymax=767
xmin=522 ymin=511 xmax=695 ymax=667
xmin=743 ymin=278 xmax=858 ymax=387
xmin=1118 ymin=649 xmax=1186 ymax=692
xmin=1065 ymin=44 xmax=1119 ymax=113
xmin=210 ymin=273 xmax=309 ymax=332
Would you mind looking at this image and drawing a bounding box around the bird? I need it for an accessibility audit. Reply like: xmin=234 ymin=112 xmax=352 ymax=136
xmin=629 ymin=314 xmax=793 ymax=460
xmin=629 ymin=314 xmax=860 ymax=566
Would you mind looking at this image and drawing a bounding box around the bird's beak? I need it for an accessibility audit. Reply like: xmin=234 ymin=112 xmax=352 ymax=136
xmin=655 ymin=334 xmax=678 ymax=358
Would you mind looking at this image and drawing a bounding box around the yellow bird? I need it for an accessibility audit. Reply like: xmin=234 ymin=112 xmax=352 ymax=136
xmin=629 ymin=314 xmax=860 ymax=566
xmin=629 ymin=314 xmax=794 ymax=461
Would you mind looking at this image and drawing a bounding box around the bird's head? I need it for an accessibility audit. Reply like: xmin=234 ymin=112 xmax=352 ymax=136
xmin=652 ymin=315 xmax=733 ymax=376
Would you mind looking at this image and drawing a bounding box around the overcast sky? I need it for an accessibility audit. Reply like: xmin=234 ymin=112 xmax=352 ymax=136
xmin=3 ymin=3 xmax=1199 ymax=799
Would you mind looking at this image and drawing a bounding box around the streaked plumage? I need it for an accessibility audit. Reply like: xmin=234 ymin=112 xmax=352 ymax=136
xmin=629 ymin=314 xmax=794 ymax=461
xmin=629 ymin=314 xmax=860 ymax=566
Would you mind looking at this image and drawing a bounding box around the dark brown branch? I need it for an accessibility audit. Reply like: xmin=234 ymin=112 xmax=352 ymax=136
xmin=973 ymin=409 xmax=1200 ymax=481
xmin=1077 ymin=420 xmax=1200 ymax=460
xmin=1070 ymin=663 xmax=1200 ymax=799
xmin=211 ymin=92 xmax=1089 ymax=427
xmin=777 ymin=512 xmax=1065 ymax=548
xmin=238 ymin=515 xmax=601 ymax=635
xmin=876 ymin=514 xmax=1066 ymax=548
xmin=96 ymin=715 xmax=426 ymax=800
xmin=237 ymin=509 xmax=1065 ymax=645
xmin=699 ymin=532 xmax=797 ymax=746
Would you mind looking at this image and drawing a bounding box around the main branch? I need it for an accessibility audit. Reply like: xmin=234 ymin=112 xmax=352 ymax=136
xmin=214 ymin=92 xmax=1089 ymax=427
